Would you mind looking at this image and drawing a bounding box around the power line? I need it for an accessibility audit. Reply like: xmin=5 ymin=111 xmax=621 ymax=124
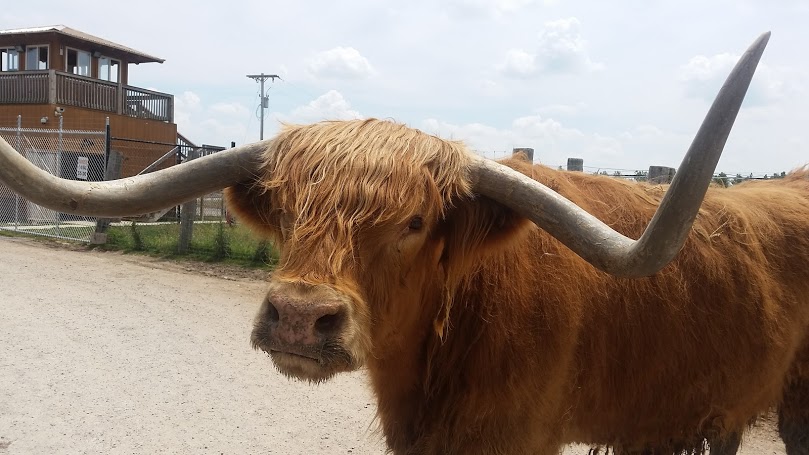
xmin=246 ymin=73 xmax=281 ymax=140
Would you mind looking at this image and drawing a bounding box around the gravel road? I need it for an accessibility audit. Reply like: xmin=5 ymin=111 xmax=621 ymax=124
xmin=0 ymin=237 xmax=786 ymax=454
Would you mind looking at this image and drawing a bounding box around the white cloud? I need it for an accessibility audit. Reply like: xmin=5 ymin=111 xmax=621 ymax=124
xmin=175 ymin=91 xmax=201 ymax=112
xmin=477 ymin=79 xmax=507 ymax=97
xmin=173 ymin=91 xmax=203 ymax=135
xmin=679 ymin=53 xmax=738 ymax=82
xmin=679 ymin=53 xmax=803 ymax=106
xmin=307 ymin=47 xmax=376 ymax=80
xmin=500 ymin=49 xmax=537 ymax=78
xmin=496 ymin=0 xmax=538 ymax=11
xmin=421 ymin=114 xmax=585 ymax=163
xmin=584 ymin=134 xmax=624 ymax=160
xmin=633 ymin=125 xmax=665 ymax=137
xmin=448 ymin=0 xmax=558 ymax=17
xmin=282 ymin=90 xmax=363 ymax=124
xmin=619 ymin=125 xmax=666 ymax=141
xmin=209 ymin=102 xmax=250 ymax=117
xmin=422 ymin=119 xmax=508 ymax=149
xmin=535 ymin=17 xmax=604 ymax=73
xmin=537 ymin=102 xmax=588 ymax=116
xmin=172 ymin=91 xmax=251 ymax=146
xmin=512 ymin=114 xmax=583 ymax=139
xmin=499 ymin=17 xmax=603 ymax=78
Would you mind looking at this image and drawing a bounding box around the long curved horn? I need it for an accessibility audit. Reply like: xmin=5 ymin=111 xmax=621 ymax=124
xmin=471 ymin=32 xmax=770 ymax=277
xmin=0 ymin=138 xmax=268 ymax=217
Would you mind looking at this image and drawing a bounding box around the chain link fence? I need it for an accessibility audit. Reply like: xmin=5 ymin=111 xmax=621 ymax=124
xmin=111 ymin=137 xmax=229 ymax=224
xmin=0 ymin=116 xmax=106 ymax=242
xmin=174 ymin=140 xmax=229 ymax=223
xmin=95 ymin=138 xmax=268 ymax=263
xmin=0 ymin=112 xmax=236 ymax=246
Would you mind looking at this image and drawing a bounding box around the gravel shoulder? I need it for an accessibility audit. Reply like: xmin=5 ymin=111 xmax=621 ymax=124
xmin=0 ymin=237 xmax=785 ymax=454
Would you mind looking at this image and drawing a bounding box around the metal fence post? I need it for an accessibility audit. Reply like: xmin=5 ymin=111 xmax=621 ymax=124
xmin=55 ymin=115 xmax=64 ymax=237
xmin=91 ymin=150 xmax=123 ymax=244
xmin=567 ymin=158 xmax=584 ymax=172
xmin=178 ymin=149 xmax=199 ymax=254
xmin=14 ymin=115 xmax=21 ymax=230
xmin=104 ymin=117 xmax=111 ymax=167
xmin=649 ymin=166 xmax=676 ymax=184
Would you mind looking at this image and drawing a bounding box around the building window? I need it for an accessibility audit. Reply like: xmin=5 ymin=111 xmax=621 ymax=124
xmin=98 ymin=56 xmax=120 ymax=82
xmin=1 ymin=48 xmax=20 ymax=71
xmin=66 ymin=48 xmax=90 ymax=76
xmin=26 ymin=45 xmax=49 ymax=70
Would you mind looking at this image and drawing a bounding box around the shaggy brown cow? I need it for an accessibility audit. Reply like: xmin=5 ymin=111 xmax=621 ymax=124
xmin=227 ymin=121 xmax=809 ymax=454
xmin=0 ymin=33 xmax=806 ymax=454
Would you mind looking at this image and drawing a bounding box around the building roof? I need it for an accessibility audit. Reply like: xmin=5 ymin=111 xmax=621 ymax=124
xmin=0 ymin=25 xmax=165 ymax=64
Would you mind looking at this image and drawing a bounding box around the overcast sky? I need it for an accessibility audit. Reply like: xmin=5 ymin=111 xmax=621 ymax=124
xmin=3 ymin=1 xmax=808 ymax=174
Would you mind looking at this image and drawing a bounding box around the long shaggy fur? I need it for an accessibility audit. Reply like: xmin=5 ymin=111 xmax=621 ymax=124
xmin=225 ymin=118 xmax=809 ymax=454
xmin=229 ymin=119 xmax=473 ymax=279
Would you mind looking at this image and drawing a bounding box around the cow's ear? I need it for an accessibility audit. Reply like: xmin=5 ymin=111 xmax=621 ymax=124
xmin=438 ymin=156 xmax=536 ymax=275
xmin=431 ymin=189 xmax=533 ymax=339
xmin=439 ymin=193 xmax=532 ymax=271
xmin=224 ymin=181 xmax=279 ymax=239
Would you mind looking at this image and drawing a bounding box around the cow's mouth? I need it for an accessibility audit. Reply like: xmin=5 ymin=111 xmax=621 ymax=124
xmin=251 ymin=328 xmax=356 ymax=383
xmin=262 ymin=343 xmax=320 ymax=362
xmin=252 ymin=341 xmax=329 ymax=381
xmin=268 ymin=350 xmax=336 ymax=382
xmin=270 ymin=349 xmax=317 ymax=361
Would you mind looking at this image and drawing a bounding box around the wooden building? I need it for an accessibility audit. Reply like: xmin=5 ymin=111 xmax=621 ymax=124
xmin=0 ymin=25 xmax=178 ymax=177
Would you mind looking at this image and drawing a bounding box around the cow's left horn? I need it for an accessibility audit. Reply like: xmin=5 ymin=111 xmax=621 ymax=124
xmin=0 ymin=138 xmax=268 ymax=217
xmin=470 ymin=32 xmax=770 ymax=277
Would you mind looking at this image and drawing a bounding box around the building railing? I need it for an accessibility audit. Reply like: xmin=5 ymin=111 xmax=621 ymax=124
xmin=124 ymin=85 xmax=173 ymax=122
xmin=0 ymin=70 xmax=173 ymax=122
xmin=55 ymin=72 xmax=118 ymax=113
xmin=0 ymin=71 xmax=50 ymax=104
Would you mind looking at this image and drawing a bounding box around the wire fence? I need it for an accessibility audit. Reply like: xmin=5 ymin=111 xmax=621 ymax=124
xmin=0 ymin=115 xmax=232 ymax=246
xmin=0 ymin=117 xmax=106 ymax=242
xmin=108 ymin=136 xmax=228 ymax=223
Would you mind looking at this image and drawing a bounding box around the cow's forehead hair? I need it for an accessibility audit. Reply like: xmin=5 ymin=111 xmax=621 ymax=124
xmin=259 ymin=118 xmax=475 ymax=227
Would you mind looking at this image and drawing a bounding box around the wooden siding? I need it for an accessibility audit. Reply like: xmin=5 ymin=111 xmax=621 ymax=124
xmin=1 ymin=103 xmax=177 ymax=178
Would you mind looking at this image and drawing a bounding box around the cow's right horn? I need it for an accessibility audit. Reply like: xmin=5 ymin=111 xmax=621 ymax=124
xmin=470 ymin=32 xmax=770 ymax=278
xmin=0 ymin=137 xmax=268 ymax=217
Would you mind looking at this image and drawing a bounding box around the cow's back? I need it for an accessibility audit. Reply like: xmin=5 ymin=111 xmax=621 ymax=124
xmin=555 ymin=170 xmax=809 ymax=450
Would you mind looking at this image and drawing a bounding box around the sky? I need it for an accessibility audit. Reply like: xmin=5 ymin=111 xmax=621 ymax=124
xmin=3 ymin=0 xmax=808 ymax=175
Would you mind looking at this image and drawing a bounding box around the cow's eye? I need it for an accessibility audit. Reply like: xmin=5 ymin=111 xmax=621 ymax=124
xmin=408 ymin=216 xmax=424 ymax=232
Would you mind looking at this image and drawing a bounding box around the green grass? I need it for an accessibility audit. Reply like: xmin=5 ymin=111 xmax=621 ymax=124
xmin=0 ymin=228 xmax=50 ymax=239
xmin=104 ymin=222 xmax=277 ymax=268
xmin=0 ymin=225 xmax=93 ymax=242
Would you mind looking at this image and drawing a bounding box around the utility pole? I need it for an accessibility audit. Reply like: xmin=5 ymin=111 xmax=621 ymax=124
xmin=246 ymin=73 xmax=280 ymax=140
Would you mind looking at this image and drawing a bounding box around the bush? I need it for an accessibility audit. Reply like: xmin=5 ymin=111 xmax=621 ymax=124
xmin=211 ymin=223 xmax=231 ymax=260
xmin=130 ymin=222 xmax=145 ymax=251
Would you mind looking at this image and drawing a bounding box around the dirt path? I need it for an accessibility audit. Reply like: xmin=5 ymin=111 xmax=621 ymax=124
xmin=0 ymin=237 xmax=786 ymax=454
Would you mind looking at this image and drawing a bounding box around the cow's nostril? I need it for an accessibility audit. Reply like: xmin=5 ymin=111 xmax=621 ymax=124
xmin=266 ymin=299 xmax=280 ymax=322
xmin=314 ymin=310 xmax=344 ymax=335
